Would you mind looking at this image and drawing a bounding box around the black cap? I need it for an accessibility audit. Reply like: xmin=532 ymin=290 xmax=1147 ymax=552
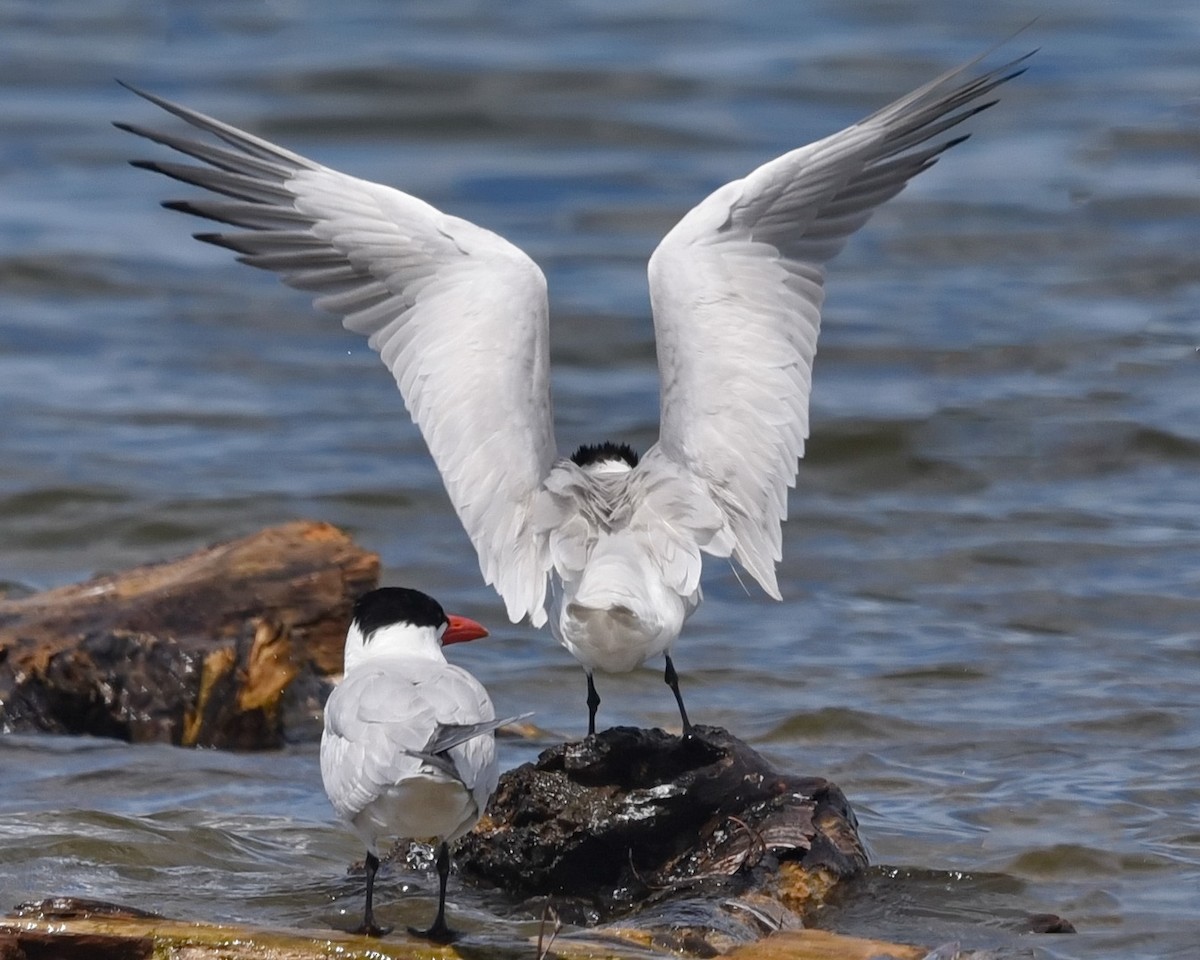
xmin=570 ymin=441 xmax=639 ymax=469
xmin=352 ymin=587 xmax=447 ymax=638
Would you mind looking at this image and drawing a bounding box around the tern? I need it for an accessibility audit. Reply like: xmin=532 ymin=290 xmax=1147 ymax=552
xmin=320 ymin=587 xmax=518 ymax=941
xmin=119 ymin=46 xmax=1030 ymax=735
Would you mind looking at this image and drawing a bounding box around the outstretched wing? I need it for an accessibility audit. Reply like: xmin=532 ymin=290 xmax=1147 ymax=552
xmin=647 ymin=50 xmax=1032 ymax=598
xmin=118 ymin=86 xmax=557 ymax=626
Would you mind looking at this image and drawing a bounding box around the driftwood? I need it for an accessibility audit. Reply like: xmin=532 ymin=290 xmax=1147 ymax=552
xmin=0 ymin=897 xmax=932 ymax=960
xmin=0 ymin=520 xmax=378 ymax=748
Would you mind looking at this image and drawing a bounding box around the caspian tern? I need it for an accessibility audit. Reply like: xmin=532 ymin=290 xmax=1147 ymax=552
xmin=320 ymin=587 xmax=518 ymax=941
xmin=118 ymin=46 xmax=1030 ymax=736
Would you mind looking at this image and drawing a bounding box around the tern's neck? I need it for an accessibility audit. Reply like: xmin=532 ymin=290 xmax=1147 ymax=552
xmin=342 ymin=621 xmax=446 ymax=672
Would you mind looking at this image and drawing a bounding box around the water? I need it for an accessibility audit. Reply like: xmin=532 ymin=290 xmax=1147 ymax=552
xmin=1 ymin=2 xmax=1198 ymax=957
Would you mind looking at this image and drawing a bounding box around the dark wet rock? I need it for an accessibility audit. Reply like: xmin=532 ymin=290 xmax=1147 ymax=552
xmin=1025 ymin=912 xmax=1076 ymax=934
xmin=0 ymin=521 xmax=378 ymax=748
xmin=455 ymin=724 xmax=867 ymax=947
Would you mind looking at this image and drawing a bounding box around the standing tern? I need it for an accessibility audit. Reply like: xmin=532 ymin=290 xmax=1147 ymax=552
xmin=320 ymin=587 xmax=519 ymax=941
xmin=118 ymin=47 xmax=1030 ymax=736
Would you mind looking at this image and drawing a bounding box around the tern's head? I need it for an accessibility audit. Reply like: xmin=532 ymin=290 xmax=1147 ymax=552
xmin=570 ymin=441 xmax=639 ymax=476
xmin=342 ymin=587 xmax=489 ymax=671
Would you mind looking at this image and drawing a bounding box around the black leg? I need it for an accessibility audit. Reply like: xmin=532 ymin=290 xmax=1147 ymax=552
xmin=408 ymin=841 xmax=457 ymax=943
xmin=586 ymin=672 xmax=600 ymax=736
xmin=663 ymin=654 xmax=693 ymax=735
xmin=353 ymin=851 xmax=393 ymax=937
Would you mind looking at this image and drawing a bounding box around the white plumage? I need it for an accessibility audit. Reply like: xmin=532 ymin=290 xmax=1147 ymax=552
xmin=321 ymin=639 xmax=498 ymax=853
xmin=119 ymin=45 xmax=1030 ymax=734
xmin=319 ymin=587 xmax=512 ymax=941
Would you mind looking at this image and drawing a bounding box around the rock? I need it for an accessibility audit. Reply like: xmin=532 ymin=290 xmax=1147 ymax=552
xmin=455 ymin=724 xmax=867 ymax=950
xmin=1025 ymin=913 xmax=1076 ymax=934
xmin=0 ymin=521 xmax=378 ymax=747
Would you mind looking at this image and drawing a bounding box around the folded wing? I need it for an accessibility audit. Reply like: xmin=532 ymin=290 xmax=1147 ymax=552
xmin=321 ymin=662 xmax=499 ymax=819
xmin=118 ymin=87 xmax=558 ymax=626
xmin=647 ymin=50 xmax=1032 ymax=598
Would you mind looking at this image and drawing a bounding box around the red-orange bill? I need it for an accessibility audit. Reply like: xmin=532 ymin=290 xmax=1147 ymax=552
xmin=443 ymin=614 xmax=489 ymax=644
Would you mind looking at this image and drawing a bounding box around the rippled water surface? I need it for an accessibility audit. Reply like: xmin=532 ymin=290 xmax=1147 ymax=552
xmin=1 ymin=2 xmax=1198 ymax=958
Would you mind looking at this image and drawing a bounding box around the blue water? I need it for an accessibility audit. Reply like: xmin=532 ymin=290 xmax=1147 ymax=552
xmin=1 ymin=2 xmax=1198 ymax=957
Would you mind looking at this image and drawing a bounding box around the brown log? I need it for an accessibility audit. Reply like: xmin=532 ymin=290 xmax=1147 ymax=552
xmin=0 ymin=898 xmax=937 ymax=960
xmin=0 ymin=521 xmax=378 ymax=747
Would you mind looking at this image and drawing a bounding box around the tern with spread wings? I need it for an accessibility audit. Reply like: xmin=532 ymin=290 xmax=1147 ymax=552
xmin=119 ymin=47 xmax=1030 ymax=735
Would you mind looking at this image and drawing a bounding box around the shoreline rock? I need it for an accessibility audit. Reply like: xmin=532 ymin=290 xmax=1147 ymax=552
xmin=455 ymin=724 xmax=866 ymax=952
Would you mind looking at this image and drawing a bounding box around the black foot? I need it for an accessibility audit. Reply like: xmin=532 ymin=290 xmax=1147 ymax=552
xmin=408 ymin=922 xmax=458 ymax=944
xmin=353 ymin=920 xmax=393 ymax=938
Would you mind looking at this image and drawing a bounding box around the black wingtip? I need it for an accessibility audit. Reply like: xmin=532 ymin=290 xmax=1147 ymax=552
xmin=115 ymin=78 xmax=163 ymax=109
xmin=193 ymin=231 xmax=245 ymax=253
xmin=163 ymin=199 xmax=220 ymax=224
xmin=115 ymin=78 xmax=170 ymax=109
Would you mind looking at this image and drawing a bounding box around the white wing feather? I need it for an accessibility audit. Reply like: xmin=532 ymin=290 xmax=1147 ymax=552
xmin=647 ymin=52 xmax=1031 ymax=598
xmin=119 ymin=88 xmax=557 ymax=626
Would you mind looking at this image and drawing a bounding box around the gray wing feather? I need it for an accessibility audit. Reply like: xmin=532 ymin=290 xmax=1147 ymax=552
xmin=647 ymin=49 xmax=1031 ymax=599
xmin=405 ymin=712 xmax=533 ymax=774
xmin=118 ymin=84 xmax=557 ymax=627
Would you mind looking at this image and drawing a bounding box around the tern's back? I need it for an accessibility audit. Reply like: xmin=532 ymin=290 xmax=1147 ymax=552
xmin=320 ymin=658 xmax=498 ymax=849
